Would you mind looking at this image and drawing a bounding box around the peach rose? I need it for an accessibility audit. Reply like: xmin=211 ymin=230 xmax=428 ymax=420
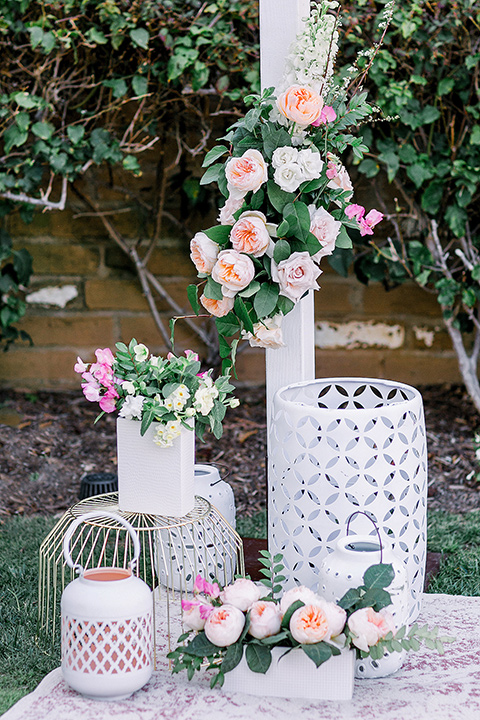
xmin=313 ymin=597 xmax=347 ymax=638
xmin=290 ymin=604 xmax=330 ymax=645
xmin=200 ymin=293 xmax=235 ymax=318
xmin=190 ymin=232 xmax=219 ymax=274
xmin=272 ymin=251 xmax=322 ymax=302
xmin=204 ymin=604 xmax=245 ymax=647
xmin=211 ymin=249 xmax=255 ymax=298
xmin=220 ymin=577 xmax=264 ymax=612
xmin=347 ymin=607 xmax=396 ymax=653
xmin=181 ymin=598 xmax=213 ymax=631
xmin=248 ymin=601 xmax=282 ymax=639
xmin=279 ymin=585 xmax=318 ymax=615
xmin=244 ymin=315 xmax=285 ymax=349
xmin=230 ymin=211 xmax=271 ymax=258
xmin=225 ymin=149 xmax=268 ymax=199
xmin=277 ymin=85 xmax=324 ymax=126
xmin=308 ymin=205 xmax=341 ymax=262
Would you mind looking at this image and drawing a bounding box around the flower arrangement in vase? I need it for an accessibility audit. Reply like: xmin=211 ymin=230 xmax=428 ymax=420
xmin=74 ymin=340 xmax=238 ymax=516
xmin=168 ymin=553 xmax=453 ymax=700
xmin=188 ymin=0 xmax=392 ymax=367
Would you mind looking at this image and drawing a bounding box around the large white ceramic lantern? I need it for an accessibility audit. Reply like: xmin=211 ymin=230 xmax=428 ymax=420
xmin=61 ymin=511 xmax=153 ymax=701
xmin=318 ymin=512 xmax=409 ymax=678
xmin=269 ymin=377 xmax=428 ymax=621
xmin=194 ymin=463 xmax=236 ymax=529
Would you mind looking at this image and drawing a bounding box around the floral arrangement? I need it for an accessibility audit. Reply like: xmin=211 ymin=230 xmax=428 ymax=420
xmin=188 ymin=0 xmax=387 ymax=366
xmin=74 ymin=339 xmax=238 ymax=446
xmin=168 ymin=553 xmax=453 ymax=688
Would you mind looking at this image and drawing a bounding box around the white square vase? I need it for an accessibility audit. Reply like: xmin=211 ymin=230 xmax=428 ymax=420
xmin=222 ymin=646 xmax=355 ymax=701
xmin=116 ymin=417 xmax=195 ymax=517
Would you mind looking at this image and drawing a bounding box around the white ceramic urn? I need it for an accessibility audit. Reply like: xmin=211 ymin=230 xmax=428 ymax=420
xmin=61 ymin=511 xmax=153 ymax=701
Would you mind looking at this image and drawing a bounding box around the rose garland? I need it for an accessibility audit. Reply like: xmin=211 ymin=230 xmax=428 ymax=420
xmin=168 ymin=554 xmax=454 ymax=688
xmin=187 ymin=1 xmax=387 ymax=369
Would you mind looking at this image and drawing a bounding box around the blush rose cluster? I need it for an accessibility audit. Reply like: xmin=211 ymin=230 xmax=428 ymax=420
xmin=187 ymin=0 xmax=385 ymax=366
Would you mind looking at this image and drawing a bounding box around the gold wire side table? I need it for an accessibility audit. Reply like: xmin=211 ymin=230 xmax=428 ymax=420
xmin=38 ymin=492 xmax=244 ymax=657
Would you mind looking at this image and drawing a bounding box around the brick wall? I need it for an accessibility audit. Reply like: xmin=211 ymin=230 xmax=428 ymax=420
xmin=0 ymin=187 xmax=459 ymax=391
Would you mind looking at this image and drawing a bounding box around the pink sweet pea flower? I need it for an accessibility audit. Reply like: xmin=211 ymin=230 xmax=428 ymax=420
xmin=82 ymin=382 xmax=101 ymax=402
xmin=95 ymin=348 xmax=114 ymax=365
xmin=326 ymin=161 xmax=337 ymax=180
xmin=167 ymin=352 xmax=175 ymax=360
xmin=74 ymin=357 xmax=88 ymax=374
xmin=99 ymin=387 xmax=119 ymax=413
xmin=345 ymin=204 xmax=365 ymax=221
xmin=311 ymin=105 xmax=337 ymax=126
xmin=184 ymin=350 xmax=199 ymax=361
xmin=358 ymin=209 xmax=384 ymax=236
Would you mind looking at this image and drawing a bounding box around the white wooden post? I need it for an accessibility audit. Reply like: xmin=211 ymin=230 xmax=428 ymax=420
xmin=260 ymin=0 xmax=316 ymax=455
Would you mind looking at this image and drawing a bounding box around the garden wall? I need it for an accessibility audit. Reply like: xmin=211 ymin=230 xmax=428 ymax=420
xmin=0 ymin=187 xmax=459 ymax=392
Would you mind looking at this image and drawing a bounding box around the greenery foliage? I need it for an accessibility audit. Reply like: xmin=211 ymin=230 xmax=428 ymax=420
xmin=0 ymin=228 xmax=32 ymax=348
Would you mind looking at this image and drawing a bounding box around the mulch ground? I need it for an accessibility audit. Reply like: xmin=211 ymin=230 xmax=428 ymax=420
xmin=0 ymin=384 xmax=479 ymax=520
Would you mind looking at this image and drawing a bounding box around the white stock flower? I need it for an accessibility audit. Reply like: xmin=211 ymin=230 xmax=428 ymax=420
xmin=133 ymin=343 xmax=149 ymax=362
xmin=297 ymin=148 xmax=324 ymax=181
xmin=154 ymin=419 xmax=182 ymax=447
xmin=274 ymin=162 xmax=304 ymax=193
xmin=119 ymin=395 xmax=145 ymax=420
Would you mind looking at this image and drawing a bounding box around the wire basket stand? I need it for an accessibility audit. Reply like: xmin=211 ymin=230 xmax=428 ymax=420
xmin=38 ymin=492 xmax=244 ymax=661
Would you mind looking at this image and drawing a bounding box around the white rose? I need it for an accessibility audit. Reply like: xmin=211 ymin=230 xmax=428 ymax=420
xmin=244 ymin=315 xmax=285 ymax=349
xmin=190 ymin=232 xmax=220 ymax=275
xmin=119 ymin=395 xmax=145 ymax=420
xmin=204 ymin=604 xmax=246 ymax=647
xmin=274 ymin=162 xmax=304 ymax=193
xmin=272 ymin=251 xmax=322 ymax=302
xmin=279 ymin=585 xmax=318 ymax=615
xmin=133 ymin=343 xmax=149 ymax=362
xmin=308 ymin=205 xmax=341 ymax=261
xmin=272 ymin=145 xmax=298 ymax=169
xmin=297 ymin=148 xmax=324 ymax=181
xmin=220 ymin=578 xmax=264 ymax=612
xmin=248 ymin=601 xmax=282 ymax=639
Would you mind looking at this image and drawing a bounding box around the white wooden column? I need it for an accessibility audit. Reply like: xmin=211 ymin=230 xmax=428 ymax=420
xmin=260 ymin=0 xmax=316 ymax=442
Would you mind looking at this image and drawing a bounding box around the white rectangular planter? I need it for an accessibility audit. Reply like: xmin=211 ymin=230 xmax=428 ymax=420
xmin=223 ymin=646 xmax=355 ymax=701
xmin=117 ymin=417 xmax=195 ymax=517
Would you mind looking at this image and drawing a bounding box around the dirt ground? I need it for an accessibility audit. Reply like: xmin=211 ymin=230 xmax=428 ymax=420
xmin=0 ymin=384 xmax=479 ymax=520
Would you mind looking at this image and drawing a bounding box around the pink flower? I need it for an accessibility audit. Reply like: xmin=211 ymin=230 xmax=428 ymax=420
xmin=200 ymin=293 xmax=235 ymax=318
xmin=193 ymin=574 xmax=220 ymax=598
xmin=218 ymin=195 xmax=245 ymax=225
xmin=347 ymin=607 xmax=396 ymax=653
xmin=204 ymin=604 xmax=245 ymax=647
xmin=211 ymin=249 xmax=255 ymax=298
xmin=190 ymin=232 xmax=219 ymax=275
xmin=276 ymin=85 xmax=323 ymax=126
xmin=279 ymin=586 xmax=318 ymax=615
xmin=184 ymin=350 xmax=199 ymax=361
xmin=225 ymin=149 xmax=268 ymax=200
xmin=98 ymin=387 xmax=119 ymax=413
xmin=345 ymin=204 xmax=365 ymax=221
xmin=182 ymin=598 xmax=214 ymax=631
xmin=272 ymin=251 xmax=322 ymax=302
xmin=311 ymin=105 xmax=337 ymax=126
xmin=308 ymin=205 xmax=341 ymax=262
xmin=248 ymin=601 xmax=282 ymax=639
xmin=74 ymin=357 xmax=88 ymax=374
xmin=289 ymin=604 xmax=330 ymax=645
xmin=95 ymin=348 xmax=114 ymax=365
xmin=312 ymin=598 xmax=346 ymax=638
xmin=82 ymin=382 xmax=101 ymax=402
xmin=230 ymin=211 xmax=271 ymax=258
xmin=326 ymin=161 xmax=337 ymax=180
xmin=327 ymin=164 xmax=353 ymax=198
xmin=358 ymin=209 xmax=384 ymax=236
xmin=220 ymin=578 xmax=263 ymax=612
xmin=244 ymin=315 xmax=285 ymax=349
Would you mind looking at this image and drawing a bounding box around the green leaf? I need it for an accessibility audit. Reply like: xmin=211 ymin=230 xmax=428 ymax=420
xmin=234 ymin=296 xmax=254 ymax=334
xmin=245 ymin=643 xmax=272 ymax=674
xmin=67 ymin=125 xmax=85 ymax=145
xmin=421 ymin=181 xmax=444 ymax=215
xmin=437 ymin=78 xmax=454 ymax=96
xmin=273 ymin=239 xmax=291 ymax=264
xmin=203 ymin=225 xmax=231 ymax=244
xmin=12 ymin=92 xmax=38 ymax=109
xmin=335 ymin=226 xmax=352 ymax=249
xmin=221 ymin=642 xmax=244 ymax=673
xmin=253 ymin=282 xmax=279 ymax=318
xmin=130 ymin=28 xmax=149 ymax=49
xmin=86 ymin=27 xmax=108 ymax=45
xmin=15 ymin=112 xmax=30 ymax=133
xmin=13 ymin=249 xmax=32 ymax=284
xmin=337 ymin=587 xmax=363 ymax=610
xmin=261 ymin=124 xmax=291 ymax=159
xmin=183 ymin=632 xmax=219 ymax=657
xmin=200 ymin=163 xmax=223 ymax=186
xmin=276 ymin=295 xmax=295 ymax=316
xmin=204 ymin=276 xmax=224 ymax=301
xmin=203 ymin=145 xmax=229 ymax=168
xmin=283 ymin=201 xmax=311 ymax=242
xmin=266 ymin=181 xmax=295 ymax=213
xmin=281 ymin=599 xmax=304 ymax=629
xmin=301 ymin=642 xmax=333 ymax=668
xmin=187 ymin=284 xmax=201 ymax=315
xmin=132 ymin=75 xmax=148 ymax=96
xmin=103 ymin=78 xmax=128 ymax=99
xmin=363 ymin=564 xmax=395 ymax=590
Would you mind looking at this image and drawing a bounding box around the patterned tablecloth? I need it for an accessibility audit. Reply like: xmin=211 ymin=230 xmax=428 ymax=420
xmin=4 ymin=594 xmax=480 ymax=720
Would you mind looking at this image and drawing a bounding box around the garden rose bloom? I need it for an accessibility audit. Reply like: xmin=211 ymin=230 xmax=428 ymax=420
xmin=218 ymin=195 xmax=245 ymax=225
xmin=220 ymin=578 xmax=263 ymax=612
xmin=272 ymin=145 xmax=298 ymax=169
xmin=245 ymin=315 xmax=285 ymax=349
xmin=230 ymin=211 xmax=271 ymax=257
xmin=277 ymin=85 xmax=323 ymax=126
xmin=212 ymin=249 xmax=255 ymax=298
xmin=248 ymin=601 xmax=282 ymax=639
xmin=225 ymin=149 xmax=268 ymax=199
xmin=313 ymin=597 xmax=347 ymax=638
xmin=348 ymin=607 xmax=396 ymax=653
xmin=308 ymin=205 xmax=341 ymax=261
xmin=274 ymin=162 xmax=304 ymax=193
xmin=272 ymin=251 xmax=322 ymax=302
xmin=279 ymin=585 xmax=318 ymax=615
xmin=182 ymin=598 xmax=213 ymax=631
xmin=290 ymin=604 xmax=330 ymax=644
xmin=297 ymin=148 xmax=324 ymax=181
xmin=327 ymin=164 xmax=353 ymax=197
xmin=200 ymin=293 xmax=235 ymax=318
xmin=204 ymin=604 xmax=245 ymax=647
xmin=190 ymin=232 xmax=219 ymax=274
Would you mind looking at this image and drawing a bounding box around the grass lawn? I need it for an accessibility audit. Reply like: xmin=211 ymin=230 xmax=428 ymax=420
xmin=0 ymin=509 xmax=479 ymax=715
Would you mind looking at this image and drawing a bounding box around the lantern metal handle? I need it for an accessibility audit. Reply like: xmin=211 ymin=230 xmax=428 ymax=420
xmin=346 ymin=511 xmax=384 ymax=564
xmin=63 ymin=511 xmax=142 ymax=576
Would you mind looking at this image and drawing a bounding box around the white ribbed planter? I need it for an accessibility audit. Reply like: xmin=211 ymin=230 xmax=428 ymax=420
xmin=268 ymin=378 xmax=428 ymax=621
xmin=222 ymin=646 xmax=355 ymax=700
xmin=117 ymin=417 xmax=195 ymax=517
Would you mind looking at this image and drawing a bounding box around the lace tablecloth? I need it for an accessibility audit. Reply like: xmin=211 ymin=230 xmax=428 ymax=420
xmin=5 ymin=594 xmax=480 ymax=720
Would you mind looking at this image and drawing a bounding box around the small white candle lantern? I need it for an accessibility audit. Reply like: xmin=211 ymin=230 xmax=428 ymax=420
xmin=318 ymin=512 xmax=409 ymax=679
xmin=61 ymin=511 xmax=153 ymax=701
xmin=194 ymin=463 xmax=236 ymax=529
